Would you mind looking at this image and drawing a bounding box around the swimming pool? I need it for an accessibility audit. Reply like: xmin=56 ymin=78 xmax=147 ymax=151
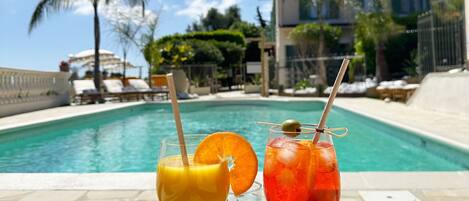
xmin=0 ymin=100 xmax=467 ymax=172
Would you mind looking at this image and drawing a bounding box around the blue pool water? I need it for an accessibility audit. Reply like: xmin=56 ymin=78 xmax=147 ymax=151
xmin=0 ymin=100 xmax=467 ymax=172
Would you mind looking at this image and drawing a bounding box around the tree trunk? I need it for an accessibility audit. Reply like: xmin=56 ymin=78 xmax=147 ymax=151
xmin=123 ymin=49 xmax=127 ymax=81
xmin=375 ymin=42 xmax=390 ymax=82
xmin=318 ymin=24 xmax=327 ymax=85
xmin=93 ymin=1 xmax=101 ymax=91
xmin=148 ymin=63 xmax=152 ymax=87
xmin=317 ymin=0 xmax=327 ymax=86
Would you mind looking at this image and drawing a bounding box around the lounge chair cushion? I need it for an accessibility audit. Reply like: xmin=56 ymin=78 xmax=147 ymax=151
xmin=73 ymin=80 xmax=96 ymax=95
xmin=128 ymin=79 xmax=150 ymax=91
xmin=103 ymin=80 xmax=124 ymax=93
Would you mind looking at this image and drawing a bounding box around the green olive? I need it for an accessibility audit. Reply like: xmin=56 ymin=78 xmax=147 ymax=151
xmin=281 ymin=119 xmax=301 ymax=137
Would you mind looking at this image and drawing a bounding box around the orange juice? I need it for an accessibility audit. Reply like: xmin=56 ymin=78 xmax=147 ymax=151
xmin=157 ymin=155 xmax=230 ymax=201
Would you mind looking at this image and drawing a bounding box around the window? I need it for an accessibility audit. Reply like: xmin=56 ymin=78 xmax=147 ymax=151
xmin=299 ymin=0 xmax=340 ymax=20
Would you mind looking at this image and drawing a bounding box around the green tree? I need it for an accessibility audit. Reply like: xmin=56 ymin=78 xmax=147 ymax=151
xmin=186 ymin=40 xmax=224 ymax=65
xmin=431 ymin=0 xmax=464 ymax=20
xmin=256 ymin=6 xmax=267 ymax=28
xmin=160 ymin=41 xmax=194 ymax=68
xmin=109 ymin=7 xmax=160 ymax=84
xmin=144 ymin=42 xmax=162 ymax=74
xmin=289 ymin=23 xmax=341 ymax=84
xmin=109 ymin=17 xmax=141 ymax=80
xmin=229 ymin=21 xmax=261 ymax=38
xmin=187 ymin=5 xmax=241 ymax=32
xmin=355 ymin=12 xmax=403 ymax=81
xmin=211 ymin=41 xmax=245 ymax=69
xmin=29 ymin=0 xmax=147 ymax=90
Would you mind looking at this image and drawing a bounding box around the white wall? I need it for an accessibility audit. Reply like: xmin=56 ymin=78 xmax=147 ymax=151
xmin=0 ymin=67 xmax=70 ymax=117
xmin=407 ymin=72 xmax=469 ymax=118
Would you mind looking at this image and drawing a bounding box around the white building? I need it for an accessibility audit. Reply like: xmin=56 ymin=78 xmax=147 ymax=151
xmin=273 ymin=0 xmax=430 ymax=87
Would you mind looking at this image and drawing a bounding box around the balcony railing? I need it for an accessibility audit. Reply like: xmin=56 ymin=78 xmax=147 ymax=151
xmin=0 ymin=67 xmax=70 ymax=117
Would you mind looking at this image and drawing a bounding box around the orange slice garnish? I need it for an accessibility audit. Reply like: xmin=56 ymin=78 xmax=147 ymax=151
xmin=194 ymin=132 xmax=258 ymax=196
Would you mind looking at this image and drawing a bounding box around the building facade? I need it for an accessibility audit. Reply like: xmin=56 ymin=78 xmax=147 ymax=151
xmin=274 ymin=0 xmax=430 ymax=87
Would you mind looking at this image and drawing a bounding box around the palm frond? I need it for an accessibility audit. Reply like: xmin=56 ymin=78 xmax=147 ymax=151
xmin=29 ymin=0 xmax=74 ymax=34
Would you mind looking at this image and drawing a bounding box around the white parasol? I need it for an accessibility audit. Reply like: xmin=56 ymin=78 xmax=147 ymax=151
xmin=81 ymin=56 xmax=135 ymax=72
xmin=68 ymin=49 xmax=115 ymax=64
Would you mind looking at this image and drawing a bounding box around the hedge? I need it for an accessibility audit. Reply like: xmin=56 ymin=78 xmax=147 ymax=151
xmin=210 ymin=40 xmax=245 ymax=68
xmin=157 ymin=30 xmax=246 ymax=47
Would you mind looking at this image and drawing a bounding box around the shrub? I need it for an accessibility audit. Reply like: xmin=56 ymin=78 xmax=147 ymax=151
xmin=211 ymin=40 xmax=245 ymax=68
xmin=159 ymin=41 xmax=194 ymax=67
xmin=229 ymin=21 xmax=261 ymax=38
xmin=157 ymin=30 xmax=246 ymax=47
xmin=186 ymin=40 xmax=224 ymax=64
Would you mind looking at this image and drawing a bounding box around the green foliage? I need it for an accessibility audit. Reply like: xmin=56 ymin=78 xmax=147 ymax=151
xmin=187 ymin=5 xmax=242 ymax=32
xmin=354 ymin=38 xmax=375 ymax=75
xmin=355 ymin=11 xmax=404 ymax=80
xmin=403 ymin=50 xmax=418 ymax=77
xmin=294 ymin=79 xmax=311 ymax=90
xmin=155 ymin=39 xmax=244 ymax=67
xmin=157 ymin=30 xmax=246 ymax=47
xmin=289 ymin=23 xmax=342 ymax=56
xmin=144 ymin=42 xmax=163 ymax=73
xmin=211 ymin=41 xmax=245 ymax=68
xmin=229 ymin=21 xmax=261 ymax=38
xmin=355 ymin=12 xmax=403 ymax=44
xmin=256 ymin=6 xmax=267 ymax=28
xmin=383 ymin=14 xmax=418 ymax=77
xmin=159 ymin=41 xmax=194 ymax=68
xmin=251 ymin=74 xmax=262 ymax=85
xmin=290 ymin=23 xmax=341 ymax=46
xmin=186 ymin=40 xmax=224 ymax=64
xmin=430 ymin=0 xmax=464 ymax=21
xmin=349 ymin=57 xmax=364 ymax=82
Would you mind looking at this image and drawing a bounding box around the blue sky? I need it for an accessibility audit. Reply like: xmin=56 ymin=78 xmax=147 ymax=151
xmin=0 ymin=0 xmax=272 ymax=76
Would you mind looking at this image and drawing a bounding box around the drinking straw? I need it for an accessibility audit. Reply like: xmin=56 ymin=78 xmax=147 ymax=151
xmin=166 ymin=73 xmax=189 ymax=166
xmin=313 ymin=59 xmax=350 ymax=144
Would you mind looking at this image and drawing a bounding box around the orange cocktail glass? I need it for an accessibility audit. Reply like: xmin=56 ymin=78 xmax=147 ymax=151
xmin=263 ymin=126 xmax=340 ymax=201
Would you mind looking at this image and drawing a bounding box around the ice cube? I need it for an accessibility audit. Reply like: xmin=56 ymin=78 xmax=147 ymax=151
xmin=276 ymin=143 xmax=299 ymax=167
xmin=268 ymin=137 xmax=287 ymax=148
xmin=317 ymin=148 xmax=337 ymax=173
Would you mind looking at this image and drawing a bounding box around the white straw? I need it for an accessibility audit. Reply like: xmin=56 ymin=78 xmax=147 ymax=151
xmin=313 ymin=59 xmax=350 ymax=144
xmin=166 ymin=73 xmax=189 ymax=166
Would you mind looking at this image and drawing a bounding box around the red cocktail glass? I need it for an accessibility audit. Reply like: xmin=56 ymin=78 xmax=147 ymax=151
xmin=263 ymin=125 xmax=340 ymax=201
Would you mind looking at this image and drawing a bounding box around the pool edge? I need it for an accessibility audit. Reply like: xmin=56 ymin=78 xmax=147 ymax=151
xmin=327 ymin=99 xmax=469 ymax=155
xmin=0 ymin=171 xmax=468 ymax=190
xmin=0 ymin=102 xmax=146 ymax=135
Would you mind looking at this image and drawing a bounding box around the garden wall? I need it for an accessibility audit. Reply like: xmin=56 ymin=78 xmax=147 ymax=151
xmin=0 ymin=67 xmax=70 ymax=117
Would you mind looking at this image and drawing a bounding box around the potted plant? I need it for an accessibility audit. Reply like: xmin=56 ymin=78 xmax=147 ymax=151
xmin=190 ymin=76 xmax=211 ymax=95
xmin=59 ymin=61 xmax=70 ymax=72
xmin=244 ymin=74 xmax=261 ymax=93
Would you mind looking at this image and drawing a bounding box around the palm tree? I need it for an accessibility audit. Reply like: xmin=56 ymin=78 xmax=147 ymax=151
xmin=355 ymin=12 xmax=403 ymax=81
xmin=29 ymin=0 xmax=147 ymax=90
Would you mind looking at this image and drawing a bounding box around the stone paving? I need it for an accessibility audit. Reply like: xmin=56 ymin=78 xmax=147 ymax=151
xmin=2 ymin=189 xmax=469 ymax=201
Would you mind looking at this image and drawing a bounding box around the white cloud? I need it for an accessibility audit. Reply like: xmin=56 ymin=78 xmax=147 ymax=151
xmin=72 ymin=0 xmax=96 ymax=16
xmin=176 ymin=0 xmax=240 ymax=20
xmin=72 ymin=0 xmax=157 ymax=26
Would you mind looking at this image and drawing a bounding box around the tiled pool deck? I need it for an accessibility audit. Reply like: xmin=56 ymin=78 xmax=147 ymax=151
xmin=1 ymin=93 xmax=469 ymax=200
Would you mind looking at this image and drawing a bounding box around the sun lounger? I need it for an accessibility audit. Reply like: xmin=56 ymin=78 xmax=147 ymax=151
xmin=103 ymin=79 xmax=140 ymax=102
xmin=72 ymin=80 xmax=102 ymax=104
xmin=128 ymin=79 xmax=169 ymax=101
